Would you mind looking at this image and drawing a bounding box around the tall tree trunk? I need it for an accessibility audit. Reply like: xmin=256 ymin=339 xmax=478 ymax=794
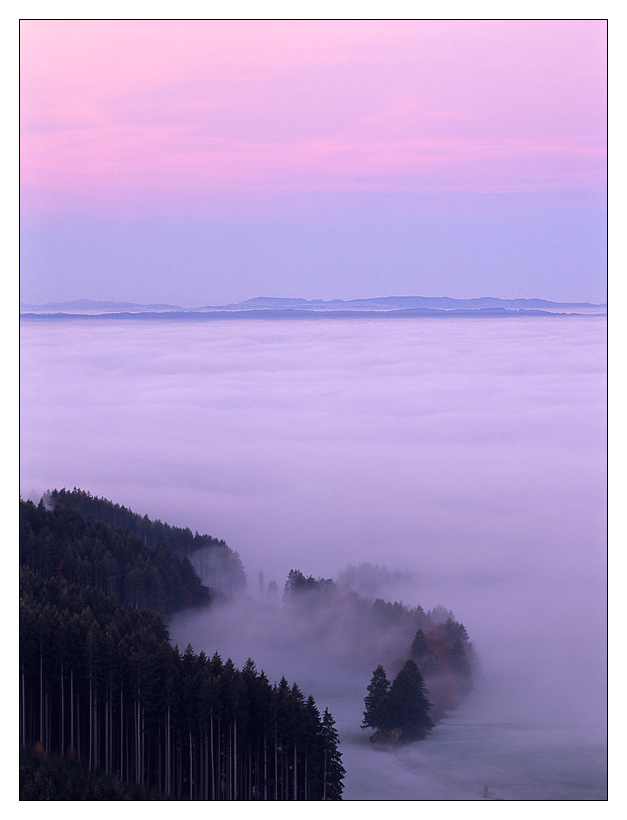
xmin=61 ymin=664 xmax=64 ymax=756
xmin=203 ymin=732 xmax=208 ymax=800
xmin=70 ymin=668 xmax=74 ymax=757
xmin=76 ymin=683 xmax=80 ymax=761
xmin=135 ymin=698 xmax=140 ymax=784
xmin=233 ymin=717 xmax=237 ymax=801
xmin=166 ymin=703 xmax=171 ymax=796
xmin=39 ymin=642 xmax=43 ymax=747
xmin=274 ymin=721 xmax=278 ymax=801
xmin=120 ymin=685 xmax=124 ymax=782
xmin=105 ymin=688 xmax=109 ymax=775
xmin=210 ymin=710 xmax=215 ymax=800
xmin=263 ymin=733 xmax=267 ymax=801
xmin=21 ymin=670 xmax=26 ymax=747
xmin=189 ymin=731 xmax=193 ymax=801
xmin=88 ymin=658 xmax=93 ymax=771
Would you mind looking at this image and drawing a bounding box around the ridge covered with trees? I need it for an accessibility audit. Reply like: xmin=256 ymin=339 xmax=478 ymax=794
xmin=48 ymin=488 xmax=247 ymax=599
xmin=20 ymin=496 xmax=211 ymax=617
xmin=19 ymin=493 xmax=344 ymax=800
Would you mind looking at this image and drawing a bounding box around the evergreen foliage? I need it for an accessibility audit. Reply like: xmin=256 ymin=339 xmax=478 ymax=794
xmin=410 ymin=628 xmax=427 ymax=661
xmin=20 ymin=744 xmax=168 ymax=800
xmin=19 ymin=497 xmax=343 ymax=800
xmin=20 ymin=490 xmax=474 ymax=793
xmin=19 ymin=568 xmax=344 ymax=799
xmin=362 ymin=661 xmax=434 ymax=743
xmin=321 ymin=708 xmax=345 ymax=800
xmin=48 ymin=488 xmax=247 ymax=598
xmin=387 ymin=660 xmax=435 ymax=741
xmin=20 ymin=497 xmax=210 ymax=616
xmin=361 ymin=665 xmax=392 ymax=734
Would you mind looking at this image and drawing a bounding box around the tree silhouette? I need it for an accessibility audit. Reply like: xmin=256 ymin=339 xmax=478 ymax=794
xmin=387 ymin=659 xmax=434 ymax=741
xmin=361 ymin=665 xmax=392 ymax=734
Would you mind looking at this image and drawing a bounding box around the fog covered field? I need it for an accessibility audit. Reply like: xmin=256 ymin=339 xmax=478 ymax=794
xmin=20 ymin=315 xmax=607 ymax=799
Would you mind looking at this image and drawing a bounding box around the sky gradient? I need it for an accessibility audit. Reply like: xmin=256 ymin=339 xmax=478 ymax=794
xmin=20 ymin=20 xmax=607 ymax=305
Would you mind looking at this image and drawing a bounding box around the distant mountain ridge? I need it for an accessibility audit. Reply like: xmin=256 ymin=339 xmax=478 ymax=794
xmin=198 ymin=296 xmax=606 ymax=312
xmin=20 ymin=295 xmax=607 ymax=316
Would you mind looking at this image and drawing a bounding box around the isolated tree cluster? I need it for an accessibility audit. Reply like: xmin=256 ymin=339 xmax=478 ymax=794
xmin=283 ymin=568 xmax=476 ymax=721
xmin=362 ymin=661 xmax=434 ymax=742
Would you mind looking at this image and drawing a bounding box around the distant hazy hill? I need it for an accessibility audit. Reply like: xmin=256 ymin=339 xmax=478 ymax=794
xmin=196 ymin=296 xmax=606 ymax=312
xmin=20 ymin=299 xmax=184 ymax=312
xmin=20 ymin=295 xmax=607 ymax=317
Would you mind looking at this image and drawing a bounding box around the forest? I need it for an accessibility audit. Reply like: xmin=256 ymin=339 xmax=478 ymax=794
xmin=46 ymin=488 xmax=247 ymax=600
xmin=20 ymin=490 xmax=476 ymax=799
xmin=19 ymin=494 xmax=343 ymax=800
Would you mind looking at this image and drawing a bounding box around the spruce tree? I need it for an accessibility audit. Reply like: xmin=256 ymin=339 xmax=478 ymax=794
xmin=321 ymin=708 xmax=345 ymax=800
xmin=450 ymin=638 xmax=473 ymax=696
xmin=387 ymin=659 xmax=434 ymax=741
xmin=361 ymin=665 xmax=391 ymax=734
xmin=410 ymin=628 xmax=427 ymax=661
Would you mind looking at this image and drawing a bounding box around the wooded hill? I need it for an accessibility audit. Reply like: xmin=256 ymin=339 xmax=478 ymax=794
xmin=19 ymin=496 xmax=344 ymax=800
xmin=20 ymin=496 xmax=211 ymax=616
xmin=20 ymin=489 xmax=476 ymax=797
xmin=49 ymin=488 xmax=247 ymax=599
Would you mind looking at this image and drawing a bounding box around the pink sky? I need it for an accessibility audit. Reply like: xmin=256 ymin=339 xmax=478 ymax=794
xmin=21 ymin=20 xmax=606 ymax=218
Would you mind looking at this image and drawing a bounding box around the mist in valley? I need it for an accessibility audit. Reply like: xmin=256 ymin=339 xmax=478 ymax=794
xmin=20 ymin=315 xmax=607 ymax=799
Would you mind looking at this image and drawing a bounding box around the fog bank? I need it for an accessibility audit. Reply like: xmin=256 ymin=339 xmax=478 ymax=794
xmin=20 ymin=316 xmax=607 ymax=749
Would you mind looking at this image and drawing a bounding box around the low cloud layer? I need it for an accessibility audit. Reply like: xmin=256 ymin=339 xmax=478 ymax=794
xmin=20 ymin=315 xmax=606 ymax=731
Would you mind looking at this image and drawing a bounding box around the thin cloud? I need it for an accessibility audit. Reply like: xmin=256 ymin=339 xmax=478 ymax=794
xmin=20 ymin=20 xmax=606 ymax=218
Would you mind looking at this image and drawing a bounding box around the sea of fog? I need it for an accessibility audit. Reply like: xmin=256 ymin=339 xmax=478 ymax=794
xmin=20 ymin=315 xmax=607 ymax=800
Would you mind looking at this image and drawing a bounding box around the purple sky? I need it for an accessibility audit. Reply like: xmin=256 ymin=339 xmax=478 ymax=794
xmin=20 ymin=20 xmax=607 ymax=305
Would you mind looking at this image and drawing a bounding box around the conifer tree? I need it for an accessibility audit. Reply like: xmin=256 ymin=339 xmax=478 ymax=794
xmin=450 ymin=638 xmax=473 ymax=696
xmin=410 ymin=628 xmax=427 ymax=661
xmin=361 ymin=665 xmax=392 ymax=734
xmin=387 ymin=659 xmax=434 ymax=741
xmin=321 ymin=708 xmax=344 ymax=800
